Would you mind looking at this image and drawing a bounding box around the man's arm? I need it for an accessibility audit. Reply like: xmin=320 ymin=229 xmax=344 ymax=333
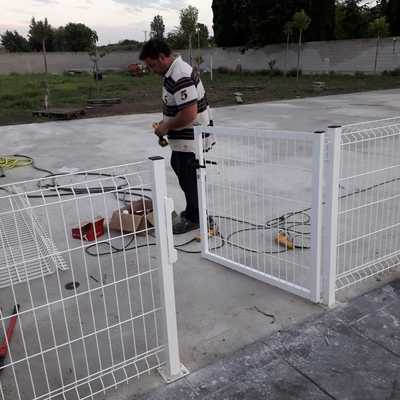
xmin=155 ymin=103 xmax=197 ymax=137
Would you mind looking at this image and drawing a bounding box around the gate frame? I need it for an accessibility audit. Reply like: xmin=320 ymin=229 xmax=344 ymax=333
xmin=194 ymin=127 xmax=325 ymax=303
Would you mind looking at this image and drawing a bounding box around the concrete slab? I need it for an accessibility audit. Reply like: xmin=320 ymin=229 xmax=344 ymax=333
xmin=1 ymin=89 xmax=400 ymax=399
xmin=135 ymin=280 xmax=400 ymax=400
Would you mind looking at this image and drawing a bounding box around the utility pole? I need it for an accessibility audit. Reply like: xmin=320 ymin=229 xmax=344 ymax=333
xmin=144 ymin=31 xmax=148 ymax=42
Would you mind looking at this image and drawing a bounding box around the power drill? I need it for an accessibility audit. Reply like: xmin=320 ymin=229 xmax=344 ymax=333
xmin=152 ymin=122 xmax=169 ymax=147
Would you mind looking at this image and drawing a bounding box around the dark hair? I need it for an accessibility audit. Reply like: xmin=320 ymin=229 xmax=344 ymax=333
xmin=139 ymin=39 xmax=172 ymax=60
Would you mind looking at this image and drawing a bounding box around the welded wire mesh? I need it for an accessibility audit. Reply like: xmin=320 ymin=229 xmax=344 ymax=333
xmin=196 ymin=127 xmax=324 ymax=301
xmin=0 ymin=161 xmax=167 ymax=400
xmin=336 ymin=118 xmax=400 ymax=290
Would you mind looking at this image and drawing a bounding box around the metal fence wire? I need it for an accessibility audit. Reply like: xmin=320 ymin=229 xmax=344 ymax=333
xmin=323 ymin=118 xmax=400 ymax=305
xmin=337 ymin=118 xmax=400 ymax=290
xmin=0 ymin=159 xmax=185 ymax=400
xmin=195 ymin=126 xmax=324 ymax=303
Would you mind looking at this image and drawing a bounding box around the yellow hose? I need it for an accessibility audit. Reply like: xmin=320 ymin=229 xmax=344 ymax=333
xmin=0 ymin=155 xmax=33 ymax=170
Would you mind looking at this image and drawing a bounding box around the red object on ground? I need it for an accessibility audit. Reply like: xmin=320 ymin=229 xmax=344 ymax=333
xmin=128 ymin=63 xmax=144 ymax=76
xmin=71 ymin=217 xmax=105 ymax=241
xmin=0 ymin=305 xmax=20 ymax=370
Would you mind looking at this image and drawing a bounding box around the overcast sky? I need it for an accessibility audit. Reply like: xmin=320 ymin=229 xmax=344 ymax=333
xmin=0 ymin=0 xmax=214 ymax=45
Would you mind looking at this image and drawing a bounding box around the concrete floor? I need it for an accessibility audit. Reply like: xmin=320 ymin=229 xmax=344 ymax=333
xmin=1 ymin=89 xmax=400 ymax=399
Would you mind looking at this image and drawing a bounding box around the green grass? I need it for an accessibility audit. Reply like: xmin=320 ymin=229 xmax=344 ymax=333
xmin=0 ymin=70 xmax=400 ymax=125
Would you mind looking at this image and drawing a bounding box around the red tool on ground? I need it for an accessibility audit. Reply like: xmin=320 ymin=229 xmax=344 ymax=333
xmin=71 ymin=217 xmax=105 ymax=241
xmin=0 ymin=305 xmax=20 ymax=371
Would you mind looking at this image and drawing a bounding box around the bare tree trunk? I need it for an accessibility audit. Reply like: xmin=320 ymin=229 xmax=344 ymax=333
xmin=42 ymin=39 xmax=49 ymax=110
xmin=188 ymin=33 xmax=193 ymax=66
xmin=42 ymin=39 xmax=48 ymax=74
xmin=374 ymin=34 xmax=380 ymax=74
xmin=297 ymin=30 xmax=302 ymax=80
xmin=285 ymin=33 xmax=290 ymax=75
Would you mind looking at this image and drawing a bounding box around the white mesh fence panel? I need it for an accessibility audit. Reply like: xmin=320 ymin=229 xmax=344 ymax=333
xmin=0 ymin=159 xmax=183 ymax=400
xmin=334 ymin=118 xmax=400 ymax=291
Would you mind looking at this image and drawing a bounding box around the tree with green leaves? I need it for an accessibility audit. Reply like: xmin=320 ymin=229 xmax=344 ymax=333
xmin=63 ymin=23 xmax=97 ymax=52
xmin=196 ymin=23 xmax=209 ymax=48
xmin=180 ymin=5 xmax=198 ymax=37
xmin=0 ymin=30 xmax=30 ymax=52
xmin=28 ymin=18 xmax=54 ymax=52
xmin=336 ymin=0 xmax=369 ymax=39
xmin=150 ymin=15 xmax=165 ymax=39
xmin=53 ymin=27 xmax=66 ymax=51
xmin=166 ymin=29 xmax=187 ymax=50
xmin=369 ymin=16 xmax=389 ymax=73
xmin=29 ymin=18 xmax=51 ymax=73
xmin=306 ymin=0 xmax=335 ymax=41
xmin=292 ymin=10 xmax=311 ymax=80
xmin=386 ymin=0 xmax=400 ymax=36
xmin=212 ymin=0 xmax=251 ymax=46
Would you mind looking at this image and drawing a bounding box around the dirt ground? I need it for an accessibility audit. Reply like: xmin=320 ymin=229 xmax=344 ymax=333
xmin=1 ymin=72 xmax=400 ymax=126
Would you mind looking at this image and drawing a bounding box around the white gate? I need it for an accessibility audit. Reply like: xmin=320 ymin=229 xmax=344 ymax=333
xmin=324 ymin=118 xmax=400 ymax=306
xmin=195 ymin=126 xmax=325 ymax=303
xmin=0 ymin=157 xmax=187 ymax=400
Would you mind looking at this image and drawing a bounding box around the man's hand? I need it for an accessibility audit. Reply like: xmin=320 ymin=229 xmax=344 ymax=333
xmin=154 ymin=121 xmax=169 ymax=137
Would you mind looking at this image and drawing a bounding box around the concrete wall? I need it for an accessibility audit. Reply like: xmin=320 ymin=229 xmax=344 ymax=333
xmin=1 ymin=38 xmax=400 ymax=75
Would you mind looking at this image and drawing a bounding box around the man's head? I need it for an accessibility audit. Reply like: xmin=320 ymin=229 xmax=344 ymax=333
xmin=139 ymin=39 xmax=173 ymax=76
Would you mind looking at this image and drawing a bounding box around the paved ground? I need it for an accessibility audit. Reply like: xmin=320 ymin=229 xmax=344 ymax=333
xmin=1 ymin=89 xmax=400 ymax=399
xmin=136 ymin=279 xmax=400 ymax=400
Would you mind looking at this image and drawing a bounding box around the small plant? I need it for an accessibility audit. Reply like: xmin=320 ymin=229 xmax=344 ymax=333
xmin=354 ymin=71 xmax=365 ymax=78
xmin=389 ymin=68 xmax=400 ymax=76
xmin=268 ymin=59 xmax=277 ymax=71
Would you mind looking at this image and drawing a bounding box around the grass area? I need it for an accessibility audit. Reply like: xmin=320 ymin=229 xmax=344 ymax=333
xmin=0 ymin=70 xmax=400 ymax=125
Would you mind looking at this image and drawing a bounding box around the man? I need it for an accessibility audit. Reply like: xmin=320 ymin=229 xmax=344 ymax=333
xmin=139 ymin=39 xmax=214 ymax=234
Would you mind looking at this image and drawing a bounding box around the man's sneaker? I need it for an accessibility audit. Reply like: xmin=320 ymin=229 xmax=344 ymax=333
xmin=173 ymin=215 xmax=199 ymax=234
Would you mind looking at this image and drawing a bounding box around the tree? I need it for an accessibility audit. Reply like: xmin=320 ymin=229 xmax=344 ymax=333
xmin=248 ymin=0 xmax=309 ymax=46
xmin=336 ymin=0 xmax=369 ymax=39
xmin=386 ymin=0 xmax=400 ymax=36
xmin=306 ymin=0 xmax=335 ymax=41
xmin=212 ymin=0 xmax=251 ymax=46
xmin=369 ymin=16 xmax=389 ymax=73
xmin=150 ymin=15 xmax=165 ymax=39
xmin=180 ymin=5 xmax=199 ymax=37
xmin=53 ymin=27 xmax=66 ymax=51
xmin=63 ymin=23 xmax=97 ymax=52
xmin=196 ymin=23 xmax=209 ymax=48
xmin=0 ymin=30 xmax=30 ymax=52
xmin=166 ymin=29 xmax=187 ymax=50
xmin=28 ymin=18 xmax=54 ymax=52
xmin=28 ymin=18 xmax=52 ymax=69
xmin=292 ymin=10 xmax=311 ymax=79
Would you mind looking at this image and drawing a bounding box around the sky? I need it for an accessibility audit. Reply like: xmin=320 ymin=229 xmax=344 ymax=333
xmin=0 ymin=0 xmax=214 ymax=45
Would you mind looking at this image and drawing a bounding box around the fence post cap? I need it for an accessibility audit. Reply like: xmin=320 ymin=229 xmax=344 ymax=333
xmin=149 ymin=156 xmax=164 ymax=161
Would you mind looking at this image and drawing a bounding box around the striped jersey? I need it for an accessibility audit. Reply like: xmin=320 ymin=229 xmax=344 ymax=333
xmin=162 ymin=56 xmax=214 ymax=153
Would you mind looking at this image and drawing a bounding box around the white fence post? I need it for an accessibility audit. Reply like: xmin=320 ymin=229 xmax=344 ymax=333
xmin=310 ymin=131 xmax=325 ymax=303
xmin=194 ymin=128 xmax=209 ymax=256
xmin=322 ymin=126 xmax=342 ymax=307
xmin=149 ymin=156 xmax=188 ymax=383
